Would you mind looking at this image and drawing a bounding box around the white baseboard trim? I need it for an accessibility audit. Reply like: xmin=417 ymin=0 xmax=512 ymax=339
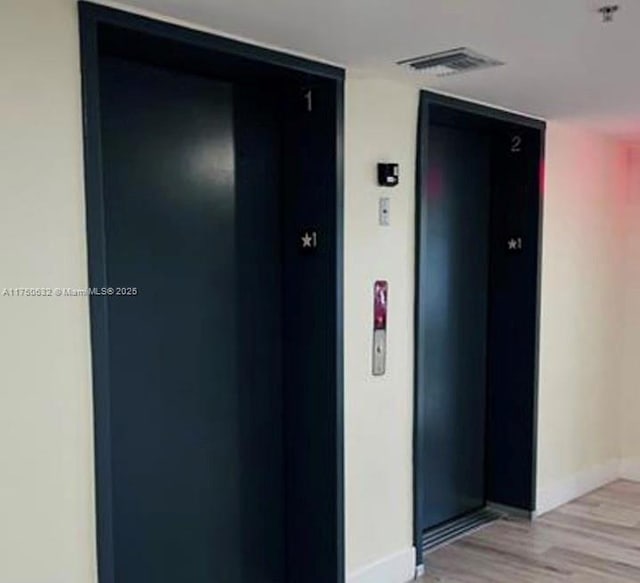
xmin=535 ymin=459 xmax=620 ymax=516
xmin=348 ymin=547 xmax=416 ymax=583
xmin=619 ymin=457 xmax=640 ymax=482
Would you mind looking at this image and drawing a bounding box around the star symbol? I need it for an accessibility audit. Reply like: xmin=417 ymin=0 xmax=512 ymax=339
xmin=508 ymin=238 xmax=518 ymax=250
xmin=301 ymin=232 xmax=313 ymax=248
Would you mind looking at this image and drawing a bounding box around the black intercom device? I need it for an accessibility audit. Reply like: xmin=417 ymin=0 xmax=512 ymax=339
xmin=377 ymin=163 xmax=399 ymax=187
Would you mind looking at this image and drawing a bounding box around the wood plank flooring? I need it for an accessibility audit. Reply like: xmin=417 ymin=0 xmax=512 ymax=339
xmin=419 ymin=480 xmax=640 ymax=582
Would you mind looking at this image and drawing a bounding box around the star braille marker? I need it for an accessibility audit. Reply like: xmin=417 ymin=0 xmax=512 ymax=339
xmin=300 ymin=230 xmax=317 ymax=252
xmin=508 ymin=237 xmax=523 ymax=252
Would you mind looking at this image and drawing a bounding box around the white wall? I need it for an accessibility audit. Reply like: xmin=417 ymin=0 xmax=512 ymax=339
xmin=619 ymin=146 xmax=640 ymax=481
xmin=344 ymin=74 xmax=418 ymax=581
xmin=2 ymin=2 xmax=639 ymax=583
xmin=0 ymin=1 xmax=96 ymax=583
xmin=536 ymin=123 xmax=629 ymax=513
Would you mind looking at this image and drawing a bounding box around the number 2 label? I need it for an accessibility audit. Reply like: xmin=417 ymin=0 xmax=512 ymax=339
xmin=511 ymin=136 xmax=522 ymax=153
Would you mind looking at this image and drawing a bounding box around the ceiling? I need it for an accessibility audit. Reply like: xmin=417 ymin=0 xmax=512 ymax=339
xmin=119 ymin=0 xmax=640 ymax=139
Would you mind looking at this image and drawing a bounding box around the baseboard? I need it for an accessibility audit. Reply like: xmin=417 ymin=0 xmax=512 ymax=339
xmin=619 ymin=457 xmax=640 ymax=482
xmin=348 ymin=547 xmax=416 ymax=583
xmin=535 ymin=459 xmax=620 ymax=516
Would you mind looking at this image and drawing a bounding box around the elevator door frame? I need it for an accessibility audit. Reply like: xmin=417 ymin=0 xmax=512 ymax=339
xmin=413 ymin=91 xmax=545 ymax=567
xmin=78 ymin=3 xmax=344 ymax=582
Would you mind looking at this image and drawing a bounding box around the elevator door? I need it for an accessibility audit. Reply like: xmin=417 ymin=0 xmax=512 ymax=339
xmin=421 ymin=124 xmax=491 ymax=530
xmin=100 ymin=56 xmax=286 ymax=583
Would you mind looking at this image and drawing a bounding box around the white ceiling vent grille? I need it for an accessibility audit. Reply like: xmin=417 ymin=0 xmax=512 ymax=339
xmin=397 ymin=48 xmax=504 ymax=77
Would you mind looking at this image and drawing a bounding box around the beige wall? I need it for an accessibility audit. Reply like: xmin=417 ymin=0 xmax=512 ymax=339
xmin=2 ymin=1 xmax=639 ymax=582
xmin=620 ymin=147 xmax=640 ymax=474
xmin=344 ymin=74 xmax=418 ymax=572
xmin=536 ymin=123 xmax=629 ymax=510
xmin=0 ymin=1 xmax=96 ymax=582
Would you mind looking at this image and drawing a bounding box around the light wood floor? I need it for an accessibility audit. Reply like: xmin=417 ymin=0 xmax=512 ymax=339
xmin=419 ymin=480 xmax=640 ymax=582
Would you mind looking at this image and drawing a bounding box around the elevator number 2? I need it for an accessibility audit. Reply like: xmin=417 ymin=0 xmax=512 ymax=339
xmin=511 ymin=135 xmax=522 ymax=153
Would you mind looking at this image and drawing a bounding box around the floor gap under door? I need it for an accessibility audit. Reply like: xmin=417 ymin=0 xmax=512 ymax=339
xmin=422 ymin=507 xmax=504 ymax=555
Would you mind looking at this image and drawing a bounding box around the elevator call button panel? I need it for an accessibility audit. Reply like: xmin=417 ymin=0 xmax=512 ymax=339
xmin=372 ymin=280 xmax=388 ymax=376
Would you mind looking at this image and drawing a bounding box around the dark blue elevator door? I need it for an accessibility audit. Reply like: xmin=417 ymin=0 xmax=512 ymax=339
xmin=100 ymin=57 xmax=285 ymax=583
xmin=421 ymin=124 xmax=490 ymax=530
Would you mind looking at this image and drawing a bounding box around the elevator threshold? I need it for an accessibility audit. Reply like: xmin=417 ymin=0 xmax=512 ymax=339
xmin=422 ymin=507 xmax=504 ymax=555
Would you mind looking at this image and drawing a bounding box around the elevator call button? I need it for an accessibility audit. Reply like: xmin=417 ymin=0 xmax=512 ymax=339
xmin=372 ymin=280 xmax=388 ymax=376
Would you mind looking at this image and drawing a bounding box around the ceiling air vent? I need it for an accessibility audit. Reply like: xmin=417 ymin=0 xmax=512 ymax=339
xmin=397 ymin=47 xmax=504 ymax=77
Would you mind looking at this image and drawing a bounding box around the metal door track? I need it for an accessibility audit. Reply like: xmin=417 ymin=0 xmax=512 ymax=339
xmin=422 ymin=507 xmax=503 ymax=555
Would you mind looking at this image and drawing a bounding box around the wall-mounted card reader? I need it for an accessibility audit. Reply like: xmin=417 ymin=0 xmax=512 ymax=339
xmin=372 ymin=280 xmax=388 ymax=376
xmin=377 ymin=163 xmax=399 ymax=187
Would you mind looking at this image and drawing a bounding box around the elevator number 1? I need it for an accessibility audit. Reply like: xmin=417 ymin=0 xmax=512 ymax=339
xmin=304 ymin=89 xmax=313 ymax=112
